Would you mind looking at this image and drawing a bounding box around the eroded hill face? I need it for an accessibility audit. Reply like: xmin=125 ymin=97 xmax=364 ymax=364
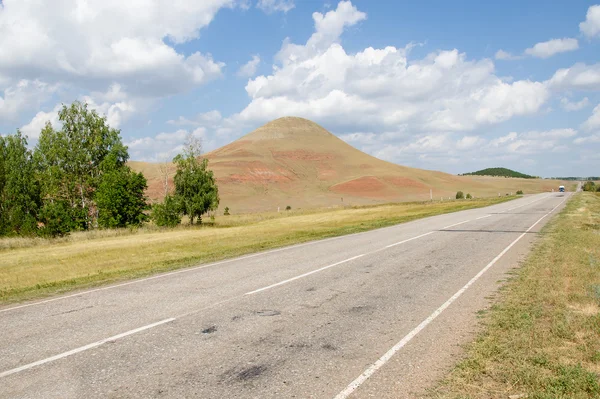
xmin=131 ymin=117 xmax=565 ymax=213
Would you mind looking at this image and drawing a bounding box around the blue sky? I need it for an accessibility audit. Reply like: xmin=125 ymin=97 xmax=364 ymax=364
xmin=1 ymin=0 xmax=599 ymax=177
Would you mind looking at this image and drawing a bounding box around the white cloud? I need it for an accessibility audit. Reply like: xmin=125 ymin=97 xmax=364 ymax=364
xmin=0 ymin=80 xmax=58 ymax=120
xmin=582 ymin=104 xmax=600 ymax=131
xmin=0 ymin=0 xmax=233 ymax=121
xmin=257 ymin=0 xmax=295 ymax=14
xmin=237 ymin=55 xmax=261 ymax=78
xmin=560 ymin=97 xmax=589 ymax=111
xmin=524 ymin=38 xmax=579 ymax=58
xmin=495 ymin=50 xmax=522 ymax=61
xmin=522 ymin=128 xmax=577 ymax=139
xmin=19 ymin=104 xmax=62 ymax=140
xmin=580 ymin=5 xmax=600 ymax=38
xmin=126 ymin=127 xmax=210 ymax=162
xmin=547 ymin=62 xmax=600 ymax=91
xmin=167 ymin=110 xmax=223 ymax=127
xmin=234 ymin=1 xmax=549 ymax=136
xmin=574 ymin=134 xmax=600 ymax=144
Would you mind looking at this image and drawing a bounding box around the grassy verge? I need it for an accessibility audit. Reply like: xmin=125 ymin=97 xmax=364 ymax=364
xmin=0 ymin=196 xmax=515 ymax=305
xmin=432 ymin=192 xmax=600 ymax=399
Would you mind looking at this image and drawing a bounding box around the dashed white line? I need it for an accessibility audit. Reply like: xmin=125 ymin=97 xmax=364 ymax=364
xmin=0 ymin=318 xmax=176 ymax=379
xmin=333 ymin=193 xmax=569 ymax=399
xmin=244 ymin=254 xmax=366 ymax=296
xmin=0 ymin=194 xmax=545 ymax=314
xmin=384 ymin=231 xmax=435 ymax=248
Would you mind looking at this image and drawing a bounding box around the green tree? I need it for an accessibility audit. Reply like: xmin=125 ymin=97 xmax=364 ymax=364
xmin=456 ymin=191 xmax=464 ymax=199
xmin=152 ymin=195 xmax=181 ymax=227
xmin=0 ymin=131 xmax=41 ymax=235
xmin=173 ymin=135 xmax=219 ymax=225
xmin=34 ymin=101 xmax=131 ymax=231
xmin=95 ymin=166 xmax=149 ymax=228
xmin=582 ymin=181 xmax=596 ymax=192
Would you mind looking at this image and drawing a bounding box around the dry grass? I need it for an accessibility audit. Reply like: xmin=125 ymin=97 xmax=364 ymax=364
xmin=432 ymin=192 xmax=600 ymax=399
xmin=0 ymin=196 xmax=513 ymax=304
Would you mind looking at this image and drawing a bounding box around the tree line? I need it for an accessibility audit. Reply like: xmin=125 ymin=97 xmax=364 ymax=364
xmin=460 ymin=167 xmax=537 ymax=179
xmin=0 ymin=101 xmax=219 ymax=237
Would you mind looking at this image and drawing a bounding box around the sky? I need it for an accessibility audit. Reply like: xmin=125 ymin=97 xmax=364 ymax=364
xmin=1 ymin=0 xmax=599 ymax=177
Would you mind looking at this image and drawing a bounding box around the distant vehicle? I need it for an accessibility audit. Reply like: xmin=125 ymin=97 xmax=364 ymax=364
xmin=559 ymin=185 xmax=565 ymax=192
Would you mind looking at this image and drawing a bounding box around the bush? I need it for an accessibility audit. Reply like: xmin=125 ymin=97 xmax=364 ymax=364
xmin=223 ymin=206 xmax=230 ymax=216
xmin=286 ymin=205 xmax=292 ymax=210
xmin=151 ymin=195 xmax=181 ymax=227
xmin=516 ymin=190 xmax=524 ymax=195
xmin=583 ymin=181 xmax=596 ymax=192
xmin=38 ymin=201 xmax=76 ymax=237
xmin=466 ymin=193 xmax=472 ymax=199
xmin=456 ymin=191 xmax=464 ymax=199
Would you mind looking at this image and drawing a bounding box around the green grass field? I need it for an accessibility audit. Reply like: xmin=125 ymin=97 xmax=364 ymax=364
xmin=432 ymin=192 xmax=600 ymax=399
xmin=0 ymin=196 xmax=515 ymax=305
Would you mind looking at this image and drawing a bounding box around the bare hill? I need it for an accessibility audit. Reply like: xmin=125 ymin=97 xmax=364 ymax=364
xmin=130 ymin=117 xmax=567 ymax=213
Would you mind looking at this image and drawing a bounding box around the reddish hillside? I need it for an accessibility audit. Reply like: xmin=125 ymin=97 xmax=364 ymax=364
xmin=130 ymin=117 xmax=565 ymax=213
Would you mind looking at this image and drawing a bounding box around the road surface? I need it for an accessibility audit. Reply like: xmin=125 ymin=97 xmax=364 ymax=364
xmin=0 ymin=192 xmax=571 ymax=398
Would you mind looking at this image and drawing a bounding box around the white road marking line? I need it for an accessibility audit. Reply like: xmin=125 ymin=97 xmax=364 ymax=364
xmin=441 ymin=220 xmax=471 ymax=230
xmin=244 ymin=254 xmax=366 ymax=296
xmin=476 ymin=215 xmax=492 ymax=220
xmin=0 ymin=194 xmax=539 ymax=315
xmin=0 ymin=318 xmax=175 ymax=379
xmin=0 ymin=194 xmax=568 ymax=380
xmin=384 ymin=231 xmax=435 ymax=248
xmin=333 ymin=193 xmax=570 ymax=399
xmin=0 ymin=234 xmax=361 ymax=314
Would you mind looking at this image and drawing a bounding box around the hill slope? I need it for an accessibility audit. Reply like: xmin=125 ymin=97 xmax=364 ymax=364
xmin=462 ymin=167 xmax=535 ymax=179
xmin=131 ymin=117 xmax=566 ymax=213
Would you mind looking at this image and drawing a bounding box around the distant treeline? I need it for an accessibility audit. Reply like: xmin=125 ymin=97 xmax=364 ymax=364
xmin=549 ymin=177 xmax=600 ymax=181
xmin=0 ymin=101 xmax=219 ymax=237
xmin=460 ymin=167 xmax=537 ymax=179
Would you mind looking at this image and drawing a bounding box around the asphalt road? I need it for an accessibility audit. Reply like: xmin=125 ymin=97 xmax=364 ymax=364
xmin=0 ymin=192 xmax=571 ymax=398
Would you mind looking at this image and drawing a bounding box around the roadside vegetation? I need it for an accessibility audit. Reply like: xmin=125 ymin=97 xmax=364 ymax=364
xmin=432 ymin=192 xmax=600 ymax=399
xmin=0 ymin=101 xmax=220 ymax=238
xmin=0 ymin=195 xmax=517 ymax=304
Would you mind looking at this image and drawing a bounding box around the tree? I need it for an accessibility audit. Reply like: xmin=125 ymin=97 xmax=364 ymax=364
xmin=0 ymin=131 xmax=41 ymax=235
xmin=583 ymin=181 xmax=596 ymax=192
xmin=34 ymin=101 xmax=132 ymax=231
xmin=152 ymin=195 xmax=181 ymax=227
xmin=95 ymin=166 xmax=149 ymax=228
xmin=173 ymin=135 xmax=219 ymax=225
xmin=456 ymin=191 xmax=464 ymax=199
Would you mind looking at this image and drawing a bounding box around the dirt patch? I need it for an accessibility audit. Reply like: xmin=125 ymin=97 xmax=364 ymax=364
xmin=384 ymin=176 xmax=428 ymax=189
xmin=330 ymin=176 xmax=391 ymax=199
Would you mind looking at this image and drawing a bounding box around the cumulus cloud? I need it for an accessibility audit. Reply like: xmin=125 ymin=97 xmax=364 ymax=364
xmin=524 ymin=38 xmax=579 ymax=58
xmin=257 ymin=0 xmax=295 ymax=14
xmin=0 ymin=80 xmax=58 ymax=120
xmin=167 ymin=110 xmax=223 ymax=127
xmin=236 ymin=1 xmax=549 ymax=135
xmin=560 ymin=97 xmax=589 ymax=111
xmin=494 ymin=50 xmax=523 ymax=61
xmin=582 ymin=104 xmax=600 ymax=131
xmin=0 ymin=0 xmax=233 ymax=123
xmin=126 ymin=128 xmax=208 ymax=162
xmin=547 ymin=62 xmax=600 ymax=91
xmin=580 ymin=5 xmax=600 ymax=38
xmin=237 ymin=55 xmax=261 ymax=78
xmin=19 ymin=104 xmax=62 ymax=140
